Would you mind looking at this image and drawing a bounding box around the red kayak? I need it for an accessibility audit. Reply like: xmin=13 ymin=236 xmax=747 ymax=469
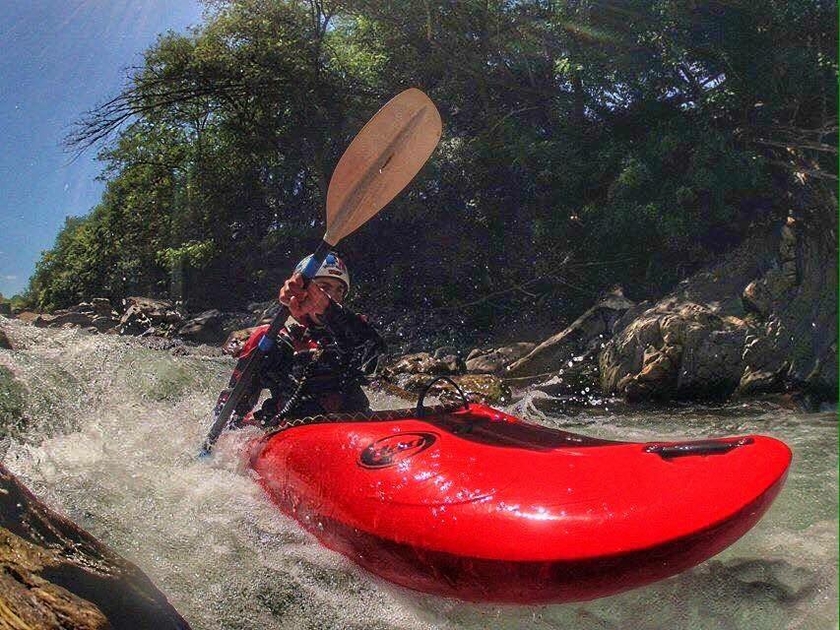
xmin=248 ymin=402 xmax=791 ymax=603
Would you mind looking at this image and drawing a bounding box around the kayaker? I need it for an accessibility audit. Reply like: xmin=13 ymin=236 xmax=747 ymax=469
xmin=212 ymin=252 xmax=385 ymax=428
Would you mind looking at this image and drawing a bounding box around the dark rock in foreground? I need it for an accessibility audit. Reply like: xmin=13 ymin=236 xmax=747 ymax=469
xmin=0 ymin=464 xmax=191 ymax=630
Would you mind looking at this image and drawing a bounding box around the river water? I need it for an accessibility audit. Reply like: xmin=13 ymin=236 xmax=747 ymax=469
xmin=1 ymin=321 xmax=837 ymax=629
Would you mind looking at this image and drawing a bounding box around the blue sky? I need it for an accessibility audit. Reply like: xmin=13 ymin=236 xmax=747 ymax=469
xmin=0 ymin=0 xmax=204 ymax=297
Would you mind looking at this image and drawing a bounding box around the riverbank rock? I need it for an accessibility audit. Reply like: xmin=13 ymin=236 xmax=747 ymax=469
xmin=735 ymin=213 xmax=837 ymax=399
xmin=465 ymin=342 xmax=535 ymax=374
xmin=117 ymin=297 xmax=183 ymax=336
xmin=0 ymin=465 xmax=191 ymax=629
xmin=601 ymin=194 xmax=837 ymax=402
xmin=600 ymin=300 xmax=748 ymax=401
xmin=33 ymin=311 xmax=96 ymax=329
xmin=396 ymin=373 xmax=510 ymax=405
xmin=387 ymin=352 xmax=464 ymax=376
xmin=505 ymin=288 xmax=636 ymax=378
xmin=177 ymin=309 xmax=225 ymax=344
xmin=15 ymin=311 xmax=41 ymax=324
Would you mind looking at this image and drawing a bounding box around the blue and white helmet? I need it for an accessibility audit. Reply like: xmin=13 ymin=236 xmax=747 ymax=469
xmin=294 ymin=251 xmax=351 ymax=294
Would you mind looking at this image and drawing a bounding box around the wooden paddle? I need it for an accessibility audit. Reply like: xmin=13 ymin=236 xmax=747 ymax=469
xmin=200 ymin=88 xmax=442 ymax=455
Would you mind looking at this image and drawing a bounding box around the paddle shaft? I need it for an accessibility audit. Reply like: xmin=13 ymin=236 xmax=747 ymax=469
xmin=200 ymin=241 xmax=330 ymax=454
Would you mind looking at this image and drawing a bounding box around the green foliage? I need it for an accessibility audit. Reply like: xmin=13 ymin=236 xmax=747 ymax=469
xmin=156 ymin=240 xmax=216 ymax=270
xmin=28 ymin=0 xmax=837 ymax=330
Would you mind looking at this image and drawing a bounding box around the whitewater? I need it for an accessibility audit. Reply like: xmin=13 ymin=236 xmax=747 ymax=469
xmin=0 ymin=319 xmax=836 ymax=629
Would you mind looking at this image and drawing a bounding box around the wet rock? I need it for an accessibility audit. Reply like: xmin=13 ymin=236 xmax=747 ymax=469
xmin=117 ymin=297 xmax=182 ymax=336
xmin=433 ymin=346 xmax=459 ymax=359
xmin=89 ymin=316 xmax=119 ymax=333
xmin=521 ymin=355 xmax=601 ymax=397
xmin=0 ymin=465 xmax=191 ymax=629
xmin=737 ymin=214 xmax=837 ymax=398
xmin=91 ymin=298 xmax=115 ymax=317
xmin=601 ymin=300 xmax=748 ymax=401
xmin=33 ymin=312 xmax=95 ymax=329
xmin=738 ymin=366 xmax=787 ymax=395
xmin=465 ymin=342 xmax=536 ymax=374
xmin=387 ymin=352 xmax=463 ymax=376
xmin=15 ymin=311 xmax=41 ymax=324
xmin=0 ymin=534 xmax=111 ymax=628
xmin=397 ymin=373 xmax=510 ymax=404
xmin=601 ymin=202 xmax=837 ymax=402
xmin=177 ymin=309 xmax=224 ymax=344
xmin=506 ymin=289 xmax=635 ymax=378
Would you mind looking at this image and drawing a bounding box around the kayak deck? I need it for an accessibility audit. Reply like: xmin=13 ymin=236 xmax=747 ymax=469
xmin=249 ymin=403 xmax=791 ymax=602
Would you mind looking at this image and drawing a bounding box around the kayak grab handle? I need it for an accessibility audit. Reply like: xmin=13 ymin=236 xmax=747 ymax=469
xmin=416 ymin=376 xmax=470 ymax=418
xmin=644 ymin=437 xmax=754 ymax=459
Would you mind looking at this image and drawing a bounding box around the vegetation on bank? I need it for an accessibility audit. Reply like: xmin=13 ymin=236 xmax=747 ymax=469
xmin=24 ymin=1 xmax=837 ymax=340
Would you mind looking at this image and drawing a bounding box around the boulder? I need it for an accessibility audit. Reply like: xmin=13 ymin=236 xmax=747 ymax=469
xmin=64 ymin=302 xmax=97 ymax=315
xmin=0 ymin=327 xmax=11 ymax=350
xmin=600 ymin=198 xmax=837 ymax=402
xmin=15 ymin=311 xmax=40 ymax=324
xmin=89 ymin=316 xmax=119 ymax=333
xmin=600 ymin=300 xmax=749 ymax=401
xmin=0 ymin=303 xmax=10 ymax=317
xmin=117 ymin=297 xmax=182 ymax=336
xmin=177 ymin=309 xmax=225 ymax=344
xmin=397 ymin=373 xmax=511 ymax=404
xmin=465 ymin=342 xmax=536 ymax=374
xmin=387 ymin=352 xmax=463 ymax=376
xmin=33 ymin=312 xmax=95 ymax=329
xmin=0 ymin=465 xmax=191 ymax=629
xmin=91 ymin=298 xmax=115 ymax=317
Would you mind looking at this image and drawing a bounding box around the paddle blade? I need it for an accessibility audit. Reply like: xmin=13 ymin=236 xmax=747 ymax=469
xmin=324 ymin=88 xmax=442 ymax=246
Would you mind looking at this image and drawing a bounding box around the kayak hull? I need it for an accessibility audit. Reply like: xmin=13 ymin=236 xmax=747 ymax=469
xmin=248 ymin=404 xmax=791 ymax=603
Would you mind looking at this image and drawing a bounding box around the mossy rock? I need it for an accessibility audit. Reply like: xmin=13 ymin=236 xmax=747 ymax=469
xmin=0 ymin=365 xmax=27 ymax=437
xmin=398 ymin=373 xmax=511 ymax=405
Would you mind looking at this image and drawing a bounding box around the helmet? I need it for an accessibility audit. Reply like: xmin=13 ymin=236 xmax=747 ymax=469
xmin=294 ymin=251 xmax=350 ymax=293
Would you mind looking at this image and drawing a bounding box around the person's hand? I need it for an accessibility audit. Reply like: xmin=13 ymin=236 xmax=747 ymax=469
xmin=278 ymin=273 xmax=330 ymax=325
